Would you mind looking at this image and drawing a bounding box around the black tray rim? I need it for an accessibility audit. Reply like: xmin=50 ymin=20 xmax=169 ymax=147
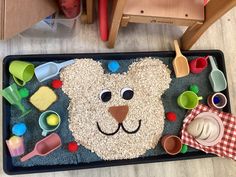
xmin=2 ymin=50 xmax=231 ymax=175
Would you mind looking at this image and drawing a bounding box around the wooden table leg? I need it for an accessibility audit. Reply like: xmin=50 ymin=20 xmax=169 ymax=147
xmin=181 ymin=0 xmax=236 ymax=50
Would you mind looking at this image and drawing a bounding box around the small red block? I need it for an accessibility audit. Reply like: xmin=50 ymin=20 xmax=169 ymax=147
xmin=166 ymin=112 xmax=177 ymax=122
xmin=68 ymin=141 xmax=79 ymax=153
xmin=51 ymin=79 xmax=63 ymax=89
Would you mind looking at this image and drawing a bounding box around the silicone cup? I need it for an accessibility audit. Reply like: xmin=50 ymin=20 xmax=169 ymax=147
xmin=6 ymin=136 xmax=25 ymax=157
xmin=39 ymin=110 xmax=61 ymax=136
xmin=207 ymin=92 xmax=227 ymax=109
xmin=189 ymin=56 xmax=208 ymax=74
xmin=9 ymin=60 xmax=34 ymax=86
xmin=177 ymin=91 xmax=203 ymax=109
xmin=161 ymin=135 xmax=182 ymax=155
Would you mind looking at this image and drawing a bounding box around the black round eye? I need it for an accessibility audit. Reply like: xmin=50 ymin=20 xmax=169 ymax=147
xmin=121 ymin=87 xmax=134 ymax=100
xmin=99 ymin=89 xmax=111 ymax=102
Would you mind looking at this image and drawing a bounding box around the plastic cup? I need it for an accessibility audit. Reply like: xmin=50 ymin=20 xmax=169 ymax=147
xmin=9 ymin=60 xmax=34 ymax=86
xmin=207 ymin=92 xmax=227 ymax=109
xmin=189 ymin=56 xmax=208 ymax=74
xmin=6 ymin=136 xmax=25 ymax=157
xmin=161 ymin=135 xmax=182 ymax=155
xmin=39 ymin=110 xmax=61 ymax=136
xmin=0 ymin=83 xmax=31 ymax=117
xmin=177 ymin=91 xmax=203 ymax=109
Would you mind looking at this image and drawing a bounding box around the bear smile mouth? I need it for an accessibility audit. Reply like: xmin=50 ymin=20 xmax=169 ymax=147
xmin=96 ymin=120 xmax=142 ymax=136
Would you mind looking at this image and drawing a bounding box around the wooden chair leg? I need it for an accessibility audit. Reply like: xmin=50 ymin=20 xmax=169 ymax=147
xmin=181 ymin=0 xmax=236 ymax=50
xmin=107 ymin=0 xmax=126 ymax=48
xmin=86 ymin=0 xmax=94 ymax=23
xmin=80 ymin=0 xmax=94 ymax=24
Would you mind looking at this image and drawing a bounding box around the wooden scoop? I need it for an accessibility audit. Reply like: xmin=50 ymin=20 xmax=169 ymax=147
xmin=172 ymin=40 xmax=190 ymax=78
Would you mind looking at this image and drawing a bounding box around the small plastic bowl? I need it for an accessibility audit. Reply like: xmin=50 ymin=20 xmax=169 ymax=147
xmin=207 ymin=92 xmax=227 ymax=109
xmin=161 ymin=135 xmax=182 ymax=155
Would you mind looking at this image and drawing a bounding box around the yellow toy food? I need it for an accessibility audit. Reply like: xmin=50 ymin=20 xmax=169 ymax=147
xmin=46 ymin=114 xmax=59 ymax=126
xmin=30 ymin=86 xmax=57 ymax=111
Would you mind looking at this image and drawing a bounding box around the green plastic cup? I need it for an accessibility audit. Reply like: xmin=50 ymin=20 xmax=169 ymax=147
xmin=177 ymin=91 xmax=203 ymax=109
xmin=0 ymin=83 xmax=31 ymax=117
xmin=9 ymin=61 xmax=35 ymax=86
xmin=39 ymin=110 xmax=61 ymax=136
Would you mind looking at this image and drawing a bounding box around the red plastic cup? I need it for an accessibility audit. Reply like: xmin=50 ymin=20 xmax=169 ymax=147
xmin=189 ymin=56 xmax=208 ymax=74
xmin=59 ymin=0 xmax=81 ymax=18
xmin=161 ymin=135 xmax=182 ymax=155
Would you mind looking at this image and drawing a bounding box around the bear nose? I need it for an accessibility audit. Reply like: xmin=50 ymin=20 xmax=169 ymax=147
xmin=108 ymin=105 xmax=129 ymax=123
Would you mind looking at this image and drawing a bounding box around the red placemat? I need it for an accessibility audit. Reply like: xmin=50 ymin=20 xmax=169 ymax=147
xmin=181 ymin=104 xmax=236 ymax=160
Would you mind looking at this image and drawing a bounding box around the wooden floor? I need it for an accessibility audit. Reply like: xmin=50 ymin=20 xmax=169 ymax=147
xmin=1 ymin=7 xmax=236 ymax=177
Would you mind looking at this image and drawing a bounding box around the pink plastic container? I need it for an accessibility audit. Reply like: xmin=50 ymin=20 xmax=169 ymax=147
xmin=6 ymin=136 xmax=25 ymax=157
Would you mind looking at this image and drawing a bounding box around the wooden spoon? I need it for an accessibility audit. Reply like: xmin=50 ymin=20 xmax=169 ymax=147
xmin=172 ymin=40 xmax=190 ymax=78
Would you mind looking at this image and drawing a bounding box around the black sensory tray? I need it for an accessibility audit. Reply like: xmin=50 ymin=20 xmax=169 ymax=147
xmin=2 ymin=50 xmax=231 ymax=175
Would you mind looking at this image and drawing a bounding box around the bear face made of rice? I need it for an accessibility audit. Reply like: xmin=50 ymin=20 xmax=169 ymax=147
xmin=60 ymin=58 xmax=171 ymax=160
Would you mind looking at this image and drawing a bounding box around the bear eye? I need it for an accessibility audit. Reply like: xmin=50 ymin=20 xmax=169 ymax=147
xmin=121 ymin=87 xmax=134 ymax=100
xmin=99 ymin=89 xmax=111 ymax=102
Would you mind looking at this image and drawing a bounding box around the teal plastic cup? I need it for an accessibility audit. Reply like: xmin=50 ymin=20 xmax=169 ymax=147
xmin=39 ymin=110 xmax=61 ymax=136
xmin=177 ymin=91 xmax=203 ymax=109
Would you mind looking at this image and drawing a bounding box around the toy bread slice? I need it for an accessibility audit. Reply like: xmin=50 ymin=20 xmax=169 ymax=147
xmin=30 ymin=86 xmax=57 ymax=111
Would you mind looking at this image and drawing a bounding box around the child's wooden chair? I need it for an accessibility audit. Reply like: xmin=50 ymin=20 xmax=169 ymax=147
xmin=108 ymin=0 xmax=236 ymax=49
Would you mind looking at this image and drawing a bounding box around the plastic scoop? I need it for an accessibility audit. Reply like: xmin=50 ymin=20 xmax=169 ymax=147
xmin=172 ymin=40 xmax=190 ymax=78
xmin=0 ymin=83 xmax=31 ymax=118
xmin=20 ymin=133 xmax=61 ymax=162
xmin=35 ymin=60 xmax=75 ymax=82
xmin=209 ymin=56 xmax=227 ymax=92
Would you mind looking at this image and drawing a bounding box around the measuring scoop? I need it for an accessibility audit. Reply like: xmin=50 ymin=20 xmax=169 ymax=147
xmin=172 ymin=40 xmax=190 ymax=78
xmin=209 ymin=56 xmax=227 ymax=92
xmin=20 ymin=133 xmax=61 ymax=162
xmin=35 ymin=60 xmax=75 ymax=82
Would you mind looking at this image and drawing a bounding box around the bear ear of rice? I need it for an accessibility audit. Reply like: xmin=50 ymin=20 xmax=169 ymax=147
xmin=127 ymin=57 xmax=171 ymax=97
xmin=60 ymin=59 xmax=105 ymax=99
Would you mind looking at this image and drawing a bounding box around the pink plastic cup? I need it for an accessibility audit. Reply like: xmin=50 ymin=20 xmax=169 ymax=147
xmin=6 ymin=136 xmax=24 ymax=157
